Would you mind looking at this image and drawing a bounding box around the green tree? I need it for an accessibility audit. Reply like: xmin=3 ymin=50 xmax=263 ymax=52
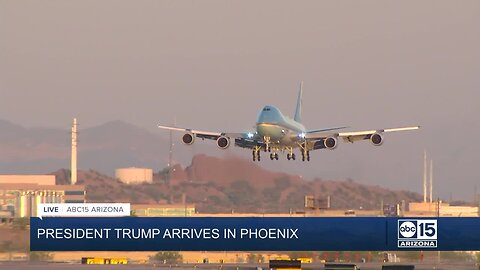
xmin=150 ymin=251 xmax=183 ymax=264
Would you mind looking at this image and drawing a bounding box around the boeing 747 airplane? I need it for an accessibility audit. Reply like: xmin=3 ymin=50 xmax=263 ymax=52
xmin=158 ymin=83 xmax=419 ymax=162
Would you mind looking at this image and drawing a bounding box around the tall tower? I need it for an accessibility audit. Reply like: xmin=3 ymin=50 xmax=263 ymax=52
xmin=71 ymin=118 xmax=78 ymax=185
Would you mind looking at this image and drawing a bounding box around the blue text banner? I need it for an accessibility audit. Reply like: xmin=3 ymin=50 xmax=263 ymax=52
xmin=30 ymin=217 xmax=480 ymax=251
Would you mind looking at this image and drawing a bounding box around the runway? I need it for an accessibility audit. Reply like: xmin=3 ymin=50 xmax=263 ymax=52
xmin=0 ymin=262 xmax=478 ymax=270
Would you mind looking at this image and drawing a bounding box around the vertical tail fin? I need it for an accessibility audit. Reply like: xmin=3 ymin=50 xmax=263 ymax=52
xmin=294 ymin=81 xmax=303 ymax=123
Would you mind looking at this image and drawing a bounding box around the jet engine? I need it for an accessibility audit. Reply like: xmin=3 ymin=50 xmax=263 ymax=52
xmin=216 ymin=136 xmax=230 ymax=149
xmin=324 ymin=136 xmax=338 ymax=149
xmin=370 ymin=132 xmax=384 ymax=146
xmin=182 ymin=133 xmax=195 ymax=145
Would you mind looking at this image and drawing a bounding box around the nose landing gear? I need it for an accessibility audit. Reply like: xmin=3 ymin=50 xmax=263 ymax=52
xmin=269 ymin=152 xmax=279 ymax=160
xmin=287 ymin=153 xmax=296 ymax=160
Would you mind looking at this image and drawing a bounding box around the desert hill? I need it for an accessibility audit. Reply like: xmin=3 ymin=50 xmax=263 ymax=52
xmin=53 ymin=154 xmax=422 ymax=213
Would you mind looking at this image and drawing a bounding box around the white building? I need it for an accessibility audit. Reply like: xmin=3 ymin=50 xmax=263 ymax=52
xmin=115 ymin=167 xmax=153 ymax=184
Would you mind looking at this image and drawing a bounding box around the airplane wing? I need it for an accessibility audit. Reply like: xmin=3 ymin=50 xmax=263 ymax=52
xmin=306 ymin=126 xmax=419 ymax=141
xmin=306 ymin=126 xmax=348 ymax=134
xmin=157 ymin=125 xmax=254 ymax=141
xmin=337 ymin=126 xmax=420 ymax=142
xmin=158 ymin=125 xmax=221 ymax=140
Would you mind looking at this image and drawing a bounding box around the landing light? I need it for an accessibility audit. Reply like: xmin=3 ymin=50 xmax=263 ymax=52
xmin=298 ymin=133 xmax=306 ymax=139
xmin=247 ymin=132 xmax=254 ymax=139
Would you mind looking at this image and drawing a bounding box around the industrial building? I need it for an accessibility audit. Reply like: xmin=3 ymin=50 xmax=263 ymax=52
xmin=115 ymin=167 xmax=153 ymax=184
xmin=0 ymin=175 xmax=85 ymax=218
xmin=409 ymin=202 xmax=479 ymax=217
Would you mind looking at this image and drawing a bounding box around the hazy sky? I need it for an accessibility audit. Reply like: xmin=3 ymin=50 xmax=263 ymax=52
xmin=1 ymin=1 xmax=479 ymax=199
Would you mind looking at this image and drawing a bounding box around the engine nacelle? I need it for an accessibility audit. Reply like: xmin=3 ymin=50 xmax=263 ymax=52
xmin=216 ymin=136 xmax=230 ymax=149
xmin=324 ymin=136 xmax=338 ymax=149
xmin=370 ymin=132 xmax=384 ymax=146
xmin=182 ymin=133 xmax=195 ymax=145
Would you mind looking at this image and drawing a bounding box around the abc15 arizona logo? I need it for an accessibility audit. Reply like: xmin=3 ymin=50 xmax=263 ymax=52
xmin=398 ymin=219 xmax=438 ymax=248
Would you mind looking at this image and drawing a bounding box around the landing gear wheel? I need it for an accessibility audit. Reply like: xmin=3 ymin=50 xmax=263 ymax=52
xmin=287 ymin=153 xmax=291 ymax=160
xmin=253 ymin=149 xmax=261 ymax=162
xmin=270 ymin=153 xmax=273 ymax=160
xmin=307 ymin=151 xmax=310 ymax=161
xmin=292 ymin=153 xmax=296 ymax=160
xmin=275 ymin=153 xmax=279 ymax=160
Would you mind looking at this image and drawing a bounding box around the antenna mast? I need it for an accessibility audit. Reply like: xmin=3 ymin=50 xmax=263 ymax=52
xmin=71 ymin=118 xmax=78 ymax=185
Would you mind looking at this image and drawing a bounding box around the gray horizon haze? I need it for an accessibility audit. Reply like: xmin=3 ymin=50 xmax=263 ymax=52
xmin=1 ymin=1 xmax=479 ymax=200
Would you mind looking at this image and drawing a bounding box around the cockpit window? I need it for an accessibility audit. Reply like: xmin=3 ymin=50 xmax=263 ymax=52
xmin=263 ymin=107 xmax=271 ymax=111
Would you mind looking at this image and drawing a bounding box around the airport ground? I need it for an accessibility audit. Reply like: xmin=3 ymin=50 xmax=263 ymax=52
xmin=0 ymin=261 xmax=479 ymax=270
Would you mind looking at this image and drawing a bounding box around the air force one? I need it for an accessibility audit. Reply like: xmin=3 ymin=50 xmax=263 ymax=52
xmin=158 ymin=83 xmax=419 ymax=162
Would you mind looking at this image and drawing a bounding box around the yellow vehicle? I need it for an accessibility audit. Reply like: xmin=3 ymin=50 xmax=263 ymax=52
xmin=81 ymin=257 xmax=128 ymax=264
xmin=297 ymin=257 xmax=313 ymax=263
xmin=274 ymin=255 xmax=291 ymax=260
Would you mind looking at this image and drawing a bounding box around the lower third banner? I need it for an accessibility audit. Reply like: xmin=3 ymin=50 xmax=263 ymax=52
xmin=30 ymin=217 xmax=480 ymax=251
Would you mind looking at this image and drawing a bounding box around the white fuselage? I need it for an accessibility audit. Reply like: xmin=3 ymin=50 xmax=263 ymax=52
xmin=256 ymin=105 xmax=306 ymax=146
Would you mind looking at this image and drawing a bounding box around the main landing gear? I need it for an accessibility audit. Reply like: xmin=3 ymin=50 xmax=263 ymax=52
xmin=252 ymin=146 xmax=262 ymax=161
xmin=301 ymin=151 xmax=310 ymax=162
xmin=252 ymin=151 xmax=260 ymax=161
xmin=252 ymin=145 xmax=310 ymax=162
xmin=298 ymin=142 xmax=310 ymax=162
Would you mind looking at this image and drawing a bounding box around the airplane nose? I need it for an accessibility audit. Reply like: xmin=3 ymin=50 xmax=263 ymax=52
xmin=257 ymin=124 xmax=285 ymax=140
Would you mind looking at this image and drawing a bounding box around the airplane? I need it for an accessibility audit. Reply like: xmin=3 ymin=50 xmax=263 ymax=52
xmin=158 ymin=82 xmax=419 ymax=162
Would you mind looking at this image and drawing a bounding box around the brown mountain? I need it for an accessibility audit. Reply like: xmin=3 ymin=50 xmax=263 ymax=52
xmin=53 ymin=154 xmax=422 ymax=213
